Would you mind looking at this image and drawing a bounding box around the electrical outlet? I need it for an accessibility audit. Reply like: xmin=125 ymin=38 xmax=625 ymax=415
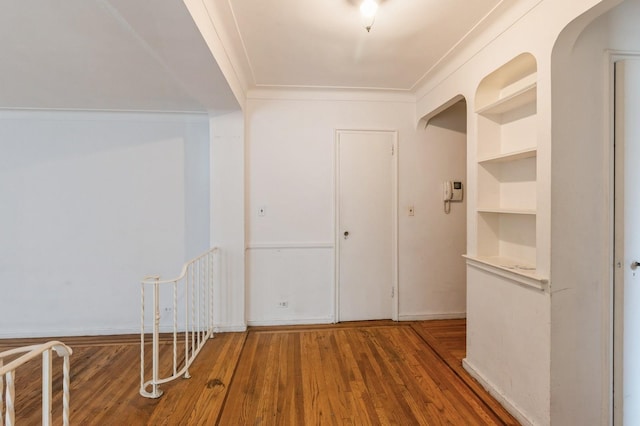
xmin=277 ymin=301 xmax=288 ymax=308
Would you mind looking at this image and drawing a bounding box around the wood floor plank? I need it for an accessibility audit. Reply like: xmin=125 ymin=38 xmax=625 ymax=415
xmin=1 ymin=320 xmax=519 ymax=425
xmin=219 ymin=324 xmax=516 ymax=425
xmin=410 ymin=319 xmax=519 ymax=425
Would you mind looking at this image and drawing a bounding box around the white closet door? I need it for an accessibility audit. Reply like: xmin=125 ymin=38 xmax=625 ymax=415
xmin=337 ymin=130 xmax=396 ymax=321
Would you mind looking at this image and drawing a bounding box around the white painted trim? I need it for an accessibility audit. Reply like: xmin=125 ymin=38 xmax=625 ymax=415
xmin=0 ymin=109 xmax=210 ymax=122
xmin=0 ymin=324 xmax=248 ymax=339
xmin=246 ymin=242 xmax=334 ymax=250
xmin=333 ymin=129 xmax=339 ymax=324
xmin=247 ymin=88 xmax=415 ymax=103
xmin=247 ymin=318 xmax=334 ymax=327
xmin=414 ymin=0 xmax=545 ymax=104
xmin=398 ymin=313 xmax=466 ymax=321
xmin=183 ymin=0 xmax=247 ymax=108
xmin=462 ymin=358 xmax=535 ymax=426
xmin=0 ymin=327 xmax=143 ymax=339
xmin=464 ymin=256 xmax=548 ymax=290
xmin=391 ymin=131 xmax=399 ymax=322
xmin=334 ymin=130 xmax=342 ymax=324
xmin=608 ymin=49 xmax=622 ymax=426
xmin=214 ymin=325 xmax=248 ymax=333
xmin=412 ymin=0 xmax=538 ymax=94
xmin=334 ymin=129 xmax=399 ymax=323
xmin=418 ymin=94 xmax=466 ymax=125
xmin=0 ymin=106 xmax=211 ymax=116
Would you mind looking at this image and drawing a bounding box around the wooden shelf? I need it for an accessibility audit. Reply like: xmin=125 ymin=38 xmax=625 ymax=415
xmin=478 ymin=147 xmax=537 ymax=164
xmin=477 ymin=208 xmax=536 ymax=215
xmin=476 ymin=83 xmax=536 ymax=116
xmin=464 ymin=255 xmax=548 ymax=290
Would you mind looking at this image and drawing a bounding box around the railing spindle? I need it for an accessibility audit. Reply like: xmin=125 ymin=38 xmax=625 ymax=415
xmin=201 ymin=258 xmax=205 ymax=342
xmin=197 ymin=258 xmax=201 ymax=348
xmin=1 ymin=359 xmax=4 ymax=426
xmin=140 ymin=283 xmax=145 ymax=397
xmin=42 ymin=349 xmax=52 ymax=426
xmin=152 ymin=280 xmax=161 ymax=398
xmin=184 ymin=271 xmax=190 ymax=379
xmin=62 ymin=352 xmax=70 ymax=426
xmin=6 ymin=371 xmax=15 ymax=426
xmin=209 ymin=252 xmax=215 ymax=335
xmin=172 ymin=280 xmax=178 ymax=377
xmin=190 ymin=263 xmax=195 ymax=363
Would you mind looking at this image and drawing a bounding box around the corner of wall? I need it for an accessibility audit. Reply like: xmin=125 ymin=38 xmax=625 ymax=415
xmin=210 ymin=111 xmax=247 ymax=330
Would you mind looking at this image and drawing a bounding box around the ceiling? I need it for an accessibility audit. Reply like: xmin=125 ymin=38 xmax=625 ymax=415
xmin=0 ymin=0 xmax=238 ymax=113
xmin=213 ymin=0 xmax=503 ymax=91
xmin=0 ymin=0 xmax=510 ymax=112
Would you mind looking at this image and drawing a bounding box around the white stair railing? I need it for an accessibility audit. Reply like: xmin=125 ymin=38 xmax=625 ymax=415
xmin=139 ymin=247 xmax=218 ymax=398
xmin=0 ymin=341 xmax=72 ymax=426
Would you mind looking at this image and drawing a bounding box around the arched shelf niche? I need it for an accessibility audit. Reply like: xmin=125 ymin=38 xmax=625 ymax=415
xmin=468 ymin=52 xmax=547 ymax=288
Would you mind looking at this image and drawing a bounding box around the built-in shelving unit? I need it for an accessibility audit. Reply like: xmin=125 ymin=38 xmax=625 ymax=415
xmin=468 ymin=53 xmax=546 ymax=285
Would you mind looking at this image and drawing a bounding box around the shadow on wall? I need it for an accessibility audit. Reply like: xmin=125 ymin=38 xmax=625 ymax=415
xmin=427 ymin=100 xmax=467 ymax=134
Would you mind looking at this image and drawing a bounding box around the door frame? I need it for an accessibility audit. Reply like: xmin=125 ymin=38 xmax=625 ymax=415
xmin=611 ymin=52 xmax=640 ymax=425
xmin=334 ymin=129 xmax=399 ymax=323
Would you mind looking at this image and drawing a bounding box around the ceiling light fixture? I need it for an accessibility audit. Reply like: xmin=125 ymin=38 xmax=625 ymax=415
xmin=360 ymin=0 xmax=378 ymax=33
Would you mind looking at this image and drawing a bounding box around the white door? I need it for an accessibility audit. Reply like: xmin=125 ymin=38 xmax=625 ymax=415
xmin=614 ymin=59 xmax=640 ymax=425
xmin=337 ymin=130 xmax=396 ymax=322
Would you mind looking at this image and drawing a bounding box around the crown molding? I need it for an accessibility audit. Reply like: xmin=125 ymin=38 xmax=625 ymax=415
xmin=413 ymin=0 xmax=544 ymax=102
xmin=247 ymin=86 xmax=416 ymax=103
xmin=0 ymin=108 xmax=210 ymax=122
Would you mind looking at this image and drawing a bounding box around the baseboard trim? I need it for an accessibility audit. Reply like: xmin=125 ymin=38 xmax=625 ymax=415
xmin=247 ymin=317 xmax=334 ymax=327
xmin=0 ymin=323 xmax=249 ymax=340
xmin=0 ymin=327 xmax=142 ymax=339
xmin=214 ymin=324 xmax=247 ymax=333
xmin=398 ymin=312 xmax=466 ymax=321
xmin=462 ymin=358 xmax=535 ymax=426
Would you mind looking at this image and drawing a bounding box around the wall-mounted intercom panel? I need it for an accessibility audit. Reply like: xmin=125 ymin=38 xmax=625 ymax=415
xmin=443 ymin=181 xmax=463 ymax=214
xmin=443 ymin=181 xmax=463 ymax=201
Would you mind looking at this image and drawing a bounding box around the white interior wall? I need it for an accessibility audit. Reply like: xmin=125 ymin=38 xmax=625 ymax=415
xmin=550 ymin=1 xmax=640 ymax=424
xmin=464 ymin=269 xmax=550 ymax=422
xmin=245 ymin=95 xmax=409 ymax=325
xmin=244 ymin=92 xmax=468 ymax=325
xmin=210 ymin=111 xmax=246 ymax=331
xmin=401 ymin=103 xmax=467 ymax=320
xmin=0 ymin=110 xmax=209 ymax=337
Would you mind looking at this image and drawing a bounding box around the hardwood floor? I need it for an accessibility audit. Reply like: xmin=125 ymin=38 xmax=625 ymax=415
xmin=1 ymin=320 xmax=518 ymax=425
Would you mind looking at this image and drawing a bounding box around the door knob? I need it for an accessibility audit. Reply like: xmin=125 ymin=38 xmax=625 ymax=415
xmin=632 ymin=261 xmax=640 ymax=270
xmin=343 ymin=231 xmax=349 ymax=239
